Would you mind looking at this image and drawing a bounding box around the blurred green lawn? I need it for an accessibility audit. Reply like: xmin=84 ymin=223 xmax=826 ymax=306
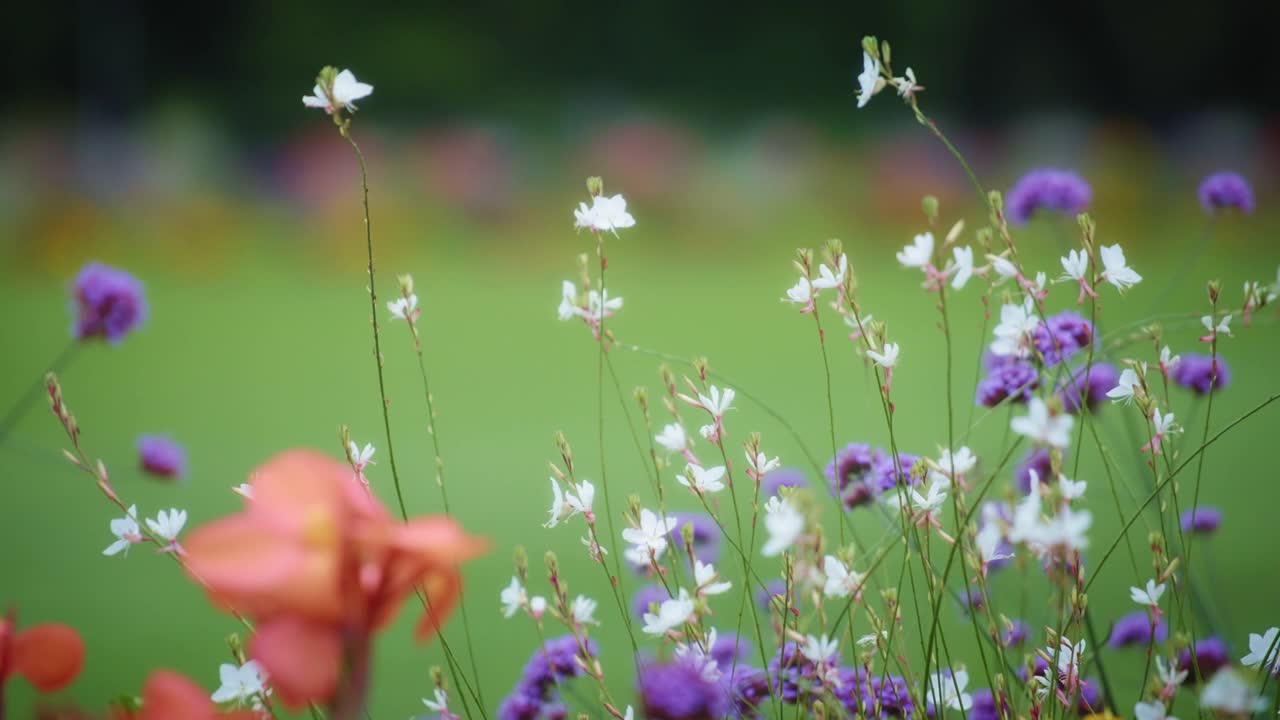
xmin=1 ymin=203 xmax=1277 ymax=718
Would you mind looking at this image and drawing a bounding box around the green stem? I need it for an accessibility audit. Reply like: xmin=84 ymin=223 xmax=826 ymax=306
xmin=0 ymin=340 xmax=80 ymax=447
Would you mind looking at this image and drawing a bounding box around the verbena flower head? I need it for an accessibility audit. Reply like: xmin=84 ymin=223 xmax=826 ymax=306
xmin=137 ymin=434 xmax=187 ymax=481
xmin=1198 ymin=171 xmax=1255 ymax=215
xmin=1006 ymin=168 xmax=1092 ymax=225
xmin=1108 ymin=610 xmax=1169 ymax=648
xmin=976 ymin=354 xmax=1039 ymax=407
xmin=1014 ymin=447 xmax=1055 ymax=494
xmin=1058 ymin=362 xmax=1120 ymax=414
xmin=71 ymin=262 xmax=147 ymax=344
xmin=825 ymin=443 xmax=876 ymax=509
xmin=498 ymin=635 xmax=596 ymax=720
xmin=637 ymin=657 xmax=729 ymax=720
xmin=1180 ymin=506 xmax=1222 ymax=534
xmin=1033 ymin=311 xmax=1094 ymax=367
xmin=181 ymin=450 xmax=486 ymax=707
xmin=1177 ymin=637 xmax=1229 ymax=683
xmin=1171 ymin=353 xmax=1230 ymax=394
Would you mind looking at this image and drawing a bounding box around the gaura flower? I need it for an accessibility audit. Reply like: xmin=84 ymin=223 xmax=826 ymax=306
xmin=0 ymin=612 xmax=84 ymax=694
xmin=182 ymin=450 xmax=487 ymax=708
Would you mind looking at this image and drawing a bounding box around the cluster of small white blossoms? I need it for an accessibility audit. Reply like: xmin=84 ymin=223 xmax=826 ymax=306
xmin=554 ymin=190 xmax=635 ymax=337
xmin=103 ymin=505 xmax=187 ymax=556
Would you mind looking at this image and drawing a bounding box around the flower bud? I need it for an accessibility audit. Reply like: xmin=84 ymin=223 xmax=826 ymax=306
xmin=922 ymin=195 xmax=940 ymax=223
xmin=585 ymin=176 xmax=604 ymax=196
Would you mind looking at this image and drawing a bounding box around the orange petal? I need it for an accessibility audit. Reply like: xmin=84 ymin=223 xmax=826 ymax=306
xmin=414 ymin=568 xmax=461 ymax=641
xmin=389 ymin=516 xmax=489 ymax=564
xmin=12 ymin=623 xmax=84 ymax=692
xmin=250 ymin=617 xmax=341 ymax=709
xmin=249 ymin=450 xmax=347 ymax=527
xmin=139 ymin=670 xmax=216 ymax=720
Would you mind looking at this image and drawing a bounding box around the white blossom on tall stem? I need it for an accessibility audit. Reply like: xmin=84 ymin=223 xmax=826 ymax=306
xmin=1142 ymin=409 xmax=1180 ymax=455
xmin=1241 ymin=627 xmax=1280 ymax=675
xmin=1200 ymin=668 xmax=1265 ymax=714
xmin=1057 ymin=474 xmax=1087 ymax=502
xmin=679 ymin=385 xmax=735 ymax=444
xmin=623 ymin=509 xmax=677 ymax=566
xmin=1107 ymin=368 xmax=1144 ymax=406
xmin=144 ymin=508 xmax=187 ymax=554
xmin=642 ymin=588 xmax=695 ymax=636
xmin=678 ymin=464 xmax=726 ymax=495
xmin=500 ymin=577 xmax=527 ymax=618
xmin=1011 ymin=397 xmax=1074 ymax=449
xmin=545 ymin=478 xmax=595 ymax=528
xmin=745 ymin=450 xmax=780 ymax=481
xmin=694 ymin=561 xmax=732 ymax=597
xmin=822 ymin=555 xmax=865 ymax=600
xmin=896 ymin=232 xmax=934 ymax=269
xmin=103 ymin=505 xmax=141 ymax=557
xmin=211 ymin=660 xmax=268 ymax=707
xmin=801 ymin=634 xmax=839 ymax=665
xmin=856 ymin=51 xmax=881 ymax=108
xmin=1130 ymin=579 xmax=1167 ymax=612
xmin=784 ymin=276 xmax=815 ymax=313
xmin=570 ymin=595 xmax=599 ymax=626
xmin=931 ymin=446 xmax=977 ymax=484
xmin=302 ymin=69 xmax=373 ymax=114
xmin=990 ymin=298 xmax=1039 ymax=358
xmin=1059 ymin=249 xmax=1097 ymax=304
xmin=655 ymin=423 xmax=689 ymax=454
xmin=1154 ymin=656 xmax=1187 ymax=700
xmin=975 ymin=524 xmax=1012 ymax=575
xmin=762 ymin=496 xmax=804 ymax=557
xmin=1199 ymin=314 xmax=1232 ymax=343
xmin=574 ymin=194 xmax=636 ymax=235
xmin=1158 ymin=346 xmax=1180 ymax=377
xmin=423 ymin=689 xmax=458 ymax=720
xmin=1133 ymin=700 xmax=1176 ymax=720
xmin=928 ymin=670 xmax=974 ymax=711
xmin=950 ymin=246 xmax=975 ymax=290
xmin=812 ymin=253 xmax=848 ymax=291
xmin=1099 ymin=244 xmax=1142 ymax=291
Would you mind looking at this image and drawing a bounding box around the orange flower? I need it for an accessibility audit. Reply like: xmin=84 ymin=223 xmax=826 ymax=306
xmin=183 ymin=450 xmax=486 ymax=709
xmin=112 ymin=671 xmax=265 ymax=720
xmin=0 ymin=613 xmax=84 ymax=694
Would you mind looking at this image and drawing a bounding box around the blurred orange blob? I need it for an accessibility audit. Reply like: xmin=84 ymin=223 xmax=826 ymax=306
xmin=182 ymin=450 xmax=486 ymax=708
xmin=0 ymin=615 xmax=85 ymax=693
xmin=112 ymin=671 xmax=265 ymax=720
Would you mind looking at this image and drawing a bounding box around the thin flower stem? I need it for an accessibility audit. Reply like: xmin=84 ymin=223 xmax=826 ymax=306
xmin=0 ymin=339 xmax=79 ymax=447
xmin=811 ymin=305 xmax=845 ymax=546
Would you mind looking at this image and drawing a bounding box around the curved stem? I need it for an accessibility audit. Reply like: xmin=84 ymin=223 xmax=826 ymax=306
xmin=0 ymin=340 xmax=80 ymax=448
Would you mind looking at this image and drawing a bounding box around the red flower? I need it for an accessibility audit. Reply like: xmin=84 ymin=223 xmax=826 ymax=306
xmin=0 ymin=613 xmax=84 ymax=693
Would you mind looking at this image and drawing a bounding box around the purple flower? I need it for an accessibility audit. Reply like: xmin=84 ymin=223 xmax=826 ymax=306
xmin=961 ymin=588 xmax=985 ymax=613
xmin=137 ymin=435 xmax=187 ymax=481
xmin=855 ymin=674 xmax=914 ymax=718
xmin=722 ymin=666 xmax=769 ymax=719
xmin=1058 ymin=362 xmax=1119 ymax=414
xmin=1171 ymin=354 xmax=1231 ymax=394
xmin=638 ymin=658 xmax=730 ymax=720
xmin=711 ymin=632 xmax=745 ymax=670
xmin=71 ymin=262 xmax=147 ymax=344
xmin=1198 ymin=172 xmax=1255 ymax=215
xmin=632 ymin=584 xmax=669 ymax=620
xmin=1108 ymin=610 xmax=1168 ymax=648
xmin=1181 ymin=506 xmax=1222 ymax=534
xmin=1033 ymin=312 xmax=1094 ymax=367
xmin=1075 ymin=678 xmax=1102 ymax=715
xmin=1014 ymin=448 xmax=1056 ymax=494
xmin=761 ymin=467 xmax=807 ymax=498
xmin=498 ymin=635 xmax=597 ymax=720
xmin=976 ymin=355 xmax=1039 ymax=407
xmin=868 ymin=450 xmax=921 ymax=493
xmin=768 ymin=642 xmax=826 ymax=704
xmin=825 ymin=443 xmax=877 ymax=509
xmin=969 ymin=689 xmax=1010 ymax=720
xmin=1006 ymin=168 xmax=1092 ymax=225
xmin=1177 ymin=637 xmax=1230 ymax=683
xmin=669 ymin=512 xmax=721 ymax=565
xmin=1002 ymin=620 xmax=1029 ymax=647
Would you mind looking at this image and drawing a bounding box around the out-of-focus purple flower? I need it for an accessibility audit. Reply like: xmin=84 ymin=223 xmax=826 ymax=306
xmin=1076 ymin=678 xmax=1102 ymax=715
xmin=1108 ymin=610 xmax=1168 ymax=648
xmin=71 ymin=262 xmax=147 ymax=344
xmin=1177 ymin=637 xmax=1230 ymax=683
xmin=969 ymin=689 xmax=1008 ymax=720
xmin=711 ymin=632 xmax=744 ymax=670
xmin=1198 ymin=172 xmax=1255 ymax=215
xmin=869 ymin=450 xmax=921 ymax=493
xmin=1014 ymin=448 xmax=1056 ymax=494
xmin=961 ymin=588 xmax=985 ymax=613
xmin=498 ymin=635 xmax=597 ymax=720
xmin=722 ymin=666 xmax=769 ymax=719
xmin=1172 ymin=354 xmax=1231 ymax=395
xmin=1058 ymin=362 xmax=1119 ymax=414
xmin=669 ymin=512 xmax=721 ymax=565
xmin=825 ymin=443 xmax=877 ymax=510
xmin=859 ymin=674 xmax=914 ymax=718
xmin=757 ymin=579 xmax=796 ymax=612
xmin=1006 ymin=168 xmax=1092 ymax=225
xmin=638 ymin=657 xmax=729 ymax=720
xmin=762 ymin=467 xmax=807 ymax=498
xmin=632 ymin=584 xmax=669 ymax=620
xmin=976 ymin=355 xmax=1040 ymax=407
xmin=768 ymin=642 xmax=827 ymax=705
xmin=1002 ymin=620 xmax=1030 ymax=647
xmin=137 ymin=435 xmax=186 ymax=481
xmin=1033 ymin=312 xmax=1094 ymax=367
xmin=1181 ymin=506 xmax=1223 ymax=534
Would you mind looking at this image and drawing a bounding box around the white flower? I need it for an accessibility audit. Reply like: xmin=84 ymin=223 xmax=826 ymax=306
xmin=1060 ymin=249 xmax=1089 ymax=282
xmin=1200 ymin=668 xmax=1265 ymax=714
xmin=894 ymin=67 xmax=919 ymax=97
xmin=387 ymin=294 xmax=418 ymax=321
xmin=1134 ymin=701 xmax=1176 ymax=720
xmin=988 ymin=253 xmax=1019 ymax=281
xmin=785 ymin=277 xmax=814 ymax=307
xmin=674 ymin=628 xmax=723 ymax=683
xmin=801 ymin=634 xmax=839 ymax=665
xmin=762 ymin=496 xmax=804 ymax=557
xmin=748 ymin=451 xmax=781 ymax=476
xmin=302 ymin=69 xmax=373 ymax=113
xmin=910 ymin=482 xmax=948 ymax=514
xmin=812 ymin=254 xmax=848 ymax=290
xmin=500 ymin=576 xmax=526 ymax=618
xmin=211 ymin=660 xmax=267 ymax=706
xmin=867 ymin=342 xmax=900 ymax=369
xmin=545 ymin=479 xmax=568 ymax=528
xmin=822 ymin=555 xmax=865 ymax=599
xmin=1050 ymin=638 xmax=1086 ymax=680
xmin=574 ymin=194 xmax=636 ymax=235
xmin=856 ymin=51 xmax=880 ymax=108
xmin=545 ymin=479 xmax=595 ymax=528
xmin=348 ymin=441 xmax=375 ymax=469
xmin=1130 ymin=579 xmax=1167 ymax=608
xmin=556 ymin=280 xmax=580 ymax=321
xmin=570 ymin=595 xmax=598 ymax=625
xmin=696 ymin=386 xmax=735 ymax=417
xmin=951 ymin=246 xmax=975 ymax=290
xmin=1155 ymin=656 xmax=1187 ymax=689
xmin=103 ymin=505 xmax=141 ymax=557
xmin=623 ymin=509 xmax=677 ymax=562
xmin=1107 ymin=368 xmax=1143 ymax=405
xmin=1099 ymin=244 xmax=1142 ymax=291
xmin=928 ymin=670 xmax=974 ymax=712
xmin=1058 ymin=474 xmax=1087 ymax=502
xmin=1152 ymin=409 xmax=1179 ymax=436
xmin=1011 ymin=398 xmax=1075 ymax=449
xmin=975 ymin=524 xmax=1012 ymax=566
xmin=896 ymin=232 xmax=934 ymax=269
xmin=694 ymin=561 xmax=733 ymax=596
xmin=1201 ymin=314 xmax=1232 ymax=338
xmin=585 ymin=290 xmax=623 ymax=322
xmin=679 ymin=464 xmax=726 ymax=494
xmin=1160 ymin=346 xmax=1180 ymax=372
xmin=423 ymin=689 xmax=450 ymax=714
xmin=698 ymin=424 xmax=717 ymax=442
xmin=642 ymin=588 xmax=695 ymax=635
xmin=935 ymin=447 xmax=977 ymax=479
xmin=622 ymin=707 xmax=634 ymax=720
xmin=1040 ymin=506 xmax=1093 ymax=551
xmin=529 ymin=596 xmax=547 ymax=618
xmin=232 ymin=483 xmax=253 ymax=500
xmin=144 ymin=508 xmax=187 ymax=545
xmin=655 ymin=423 xmax=689 ymax=453
xmin=1241 ymin=627 xmax=1280 ymax=674
xmin=990 ymin=298 xmax=1039 ymax=357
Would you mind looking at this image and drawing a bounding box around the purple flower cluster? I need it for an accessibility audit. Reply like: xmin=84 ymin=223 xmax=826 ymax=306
xmin=1198 ymin=171 xmax=1255 ymax=215
xmin=975 ymin=354 xmax=1039 ymax=407
xmin=1171 ymin=354 xmax=1231 ymax=394
xmin=70 ymin=262 xmax=147 ymax=344
xmin=137 ymin=435 xmax=187 ymax=481
xmin=825 ymin=444 xmax=921 ymax=510
xmin=1181 ymin=506 xmax=1222 ymax=534
xmin=498 ymin=635 xmax=597 ymax=720
xmin=1006 ymin=168 xmax=1092 ymax=225
xmin=761 ymin=467 xmax=807 ymax=498
xmin=969 ymin=689 xmax=1010 ymax=720
xmin=1014 ymin=447 xmax=1059 ymax=494
xmin=1107 ymin=610 xmax=1169 ymax=648
xmin=637 ymin=657 xmax=730 ymax=719
xmin=723 ymin=666 xmax=770 ymax=719
xmin=1057 ymin=362 xmax=1119 ymax=414
xmin=841 ymin=671 xmax=915 ymax=719
xmin=1177 ymin=637 xmax=1230 ymax=683
xmin=1033 ymin=312 xmax=1095 ymax=367
xmin=768 ymin=642 xmax=837 ymax=705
